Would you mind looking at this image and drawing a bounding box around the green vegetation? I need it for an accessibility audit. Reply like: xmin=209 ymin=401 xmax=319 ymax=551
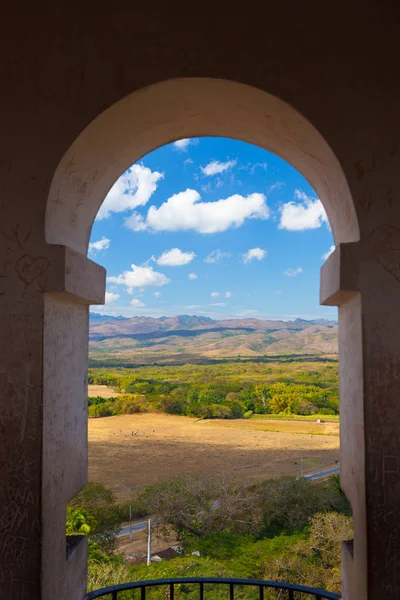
xmin=68 ymin=482 xmax=123 ymax=555
xmin=66 ymin=507 xmax=94 ymax=536
xmin=83 ymin=359 xmax=343 ymax=594
xmin=75 ymin=475 xmax=350 ymax=598
xmin=139 ymin=474 xmax=263 ymax=539
xmin=88 ymin=359 xmax=339 ymax=419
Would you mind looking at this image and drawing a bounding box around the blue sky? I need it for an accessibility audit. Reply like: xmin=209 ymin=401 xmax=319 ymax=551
xmin=89 ymin=137 xmax=336 ymax=321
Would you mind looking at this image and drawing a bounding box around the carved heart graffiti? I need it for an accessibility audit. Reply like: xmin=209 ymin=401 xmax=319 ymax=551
xmin=16 ymin=254 xmax=49 ymax=284
xmin=369 ymin=225 xmax=400 ymax=283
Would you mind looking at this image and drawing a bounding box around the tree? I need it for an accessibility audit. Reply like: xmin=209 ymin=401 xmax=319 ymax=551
xmin=139 ymin=474 xmax=262 ymax=538
xmin=68 ymin=482 xmax=122 ymax=554
xmin=260 ymin=477 xmax=350 ymax=536
xmin=263 ymin=512 xmax=353 ymax=595
xmin=254 ymin=384 xmax=272 ymax=413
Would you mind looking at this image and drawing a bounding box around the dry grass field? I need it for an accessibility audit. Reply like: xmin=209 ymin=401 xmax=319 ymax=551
xmin=88 ymin=413 xmax=339 ymax=502
xmin=88 ymin=384 xmax=121 ymax=398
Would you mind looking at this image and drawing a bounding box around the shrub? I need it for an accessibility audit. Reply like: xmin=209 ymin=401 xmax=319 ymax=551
xmin=68 ymin=482 xmax=123 ymax=555
xmin=263 ymin=512 xmax=353 ymax=595
xmin=226 ymin=400 xmax=246 ymax=418
xmin=88 ymin=403 xmax=113 ymax=418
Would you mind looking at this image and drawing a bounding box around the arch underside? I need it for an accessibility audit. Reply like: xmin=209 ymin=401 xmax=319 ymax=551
xmin=45 ymin=78 xmax=359 ymax=254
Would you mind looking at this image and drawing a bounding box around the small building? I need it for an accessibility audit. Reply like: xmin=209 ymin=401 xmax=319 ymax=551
xmin=151 ymin=547 xmax=180 ymax=562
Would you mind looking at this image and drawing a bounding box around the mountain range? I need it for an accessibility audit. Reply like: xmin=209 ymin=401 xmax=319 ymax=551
xmin=89 ymin=314 xmax=338 ymax=365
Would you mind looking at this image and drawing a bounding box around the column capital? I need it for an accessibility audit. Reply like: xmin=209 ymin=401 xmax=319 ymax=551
xmin=320 ymin=242 xmax=362 ymax=306
xmin=45 ymin=244 xmax=105 ymax=305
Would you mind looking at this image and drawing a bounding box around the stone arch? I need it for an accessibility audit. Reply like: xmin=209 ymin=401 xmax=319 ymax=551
xmin=42 ymin=77 xmax=364 ymax=600
xmin=45 ymin=78 xmax=359 ymax=252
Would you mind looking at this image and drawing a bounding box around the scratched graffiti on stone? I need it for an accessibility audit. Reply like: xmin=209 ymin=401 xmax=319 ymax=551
xmin=15 ymin=254 xmax=49 ymax=285
xmin=369 ymin=225 xmax=400 ymax=283
xmin=353 ymin=144 xmax=398 ymax=181
xmin=1 ymin=224 xmax=50 ymax=296
xmin=0 ymin=435 xmax=40 ymax=583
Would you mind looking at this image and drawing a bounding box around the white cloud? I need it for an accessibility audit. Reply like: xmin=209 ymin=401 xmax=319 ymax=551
xmin=322 ymin=245 xmax=335 ymax=260
xmin=153 ymin=291 xmax=162 ymax=298
xmin=188 ymin=273 xmax=198 ymax=280
xmin=279 ymin=189 xmax=328 ymax=231
xmin=105 ymin=291 xmax=120 ymax=304
xmin=268 ymin=181 xmax=285 ymax=193
xmin=210 ymin=302 xmax=227 ymax=307
xmin=211 ymin=292 xmax=219 ymax=298
xmin=173 ymin=138 xmax=198 ymax=151
xmin=201 ymin=160 xmax=237 ymax=176
xmin=204 ymin=249 xmax=231 ymax=263
xmin=240 ymin=162 xmax=268 ymax=175
xmin=126 ymin=190 xmax=269 ymax=234
xmin=88 ymin=237 xmax=110 ymax=253
xmin=108 ymin=264 xmax=170 ymax=290
xmin=242 ymin=247 xmax=267 ymax=264
xmin=225 ymin=291 xmax=232 ymax=298
xmin=124 ymin=212 xmax=148 ymax=231
xmin=97 ymin=164 xmax=163 ymax=219
xmin=283 ymin=267 xmax=303 ymax=277
xmin=131 ymin=298 xmax=145 ymax=307
xmin=156 ymin=248 xmax=196 ymax=266
xmin=201 ymin=182 xmax=213 ymax=194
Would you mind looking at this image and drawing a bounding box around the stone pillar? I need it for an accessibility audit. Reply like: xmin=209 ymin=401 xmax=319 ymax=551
xmin=42 ymin=246 xmax=105 ymax=600
xmin=0 ymin=239 xmax=105 ymax=600
xmin=322 ymin=234 xmax=400 ymax=599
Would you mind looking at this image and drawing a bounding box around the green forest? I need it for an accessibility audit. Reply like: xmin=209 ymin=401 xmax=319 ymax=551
xmin=88 ymin=358 xmax=339 ymax=419
xmin=69 ymin=475 xmax=351 ymax=598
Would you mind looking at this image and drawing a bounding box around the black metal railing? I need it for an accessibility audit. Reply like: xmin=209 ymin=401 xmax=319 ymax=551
xmin=86 ymin=577 xmax=340 ymax=599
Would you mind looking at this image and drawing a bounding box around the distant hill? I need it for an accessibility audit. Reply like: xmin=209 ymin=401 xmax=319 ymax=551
xmin=89 ymin=314 xmax=338 ymax=365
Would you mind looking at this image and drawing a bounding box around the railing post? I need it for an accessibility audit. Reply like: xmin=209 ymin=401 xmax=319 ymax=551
xmin=141 ymin=586 xmax=146 ymax=600
xmin=170 ymin=582 xmax=174 ymax=599
xmin=199 ymin=582 xmax=204 ymax=600
xmin=259 ymin=585 xmax=264 ymax=599
xmin=288 ymin=589 xmax=294 ymax=600
xmin=230 ymin=582 xmax=234 ymax=600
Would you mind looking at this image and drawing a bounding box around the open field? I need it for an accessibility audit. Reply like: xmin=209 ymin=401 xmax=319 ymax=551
xmin=88 ymin=384 xmax=121 ymax=398
xmin=251 ymin=413 xmax=339 ymax=422
xmin=88 ymin=413 xmax=339 ymax=502
xmin=207 ymin=418 xmax=339 ymax=436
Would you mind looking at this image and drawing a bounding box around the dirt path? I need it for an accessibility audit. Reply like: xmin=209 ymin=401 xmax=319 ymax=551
xmin=89 ymin=414 xmax=339 ymax=502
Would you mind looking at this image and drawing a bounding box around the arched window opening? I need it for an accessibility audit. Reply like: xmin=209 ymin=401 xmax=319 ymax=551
xmin=44 ymin=79 xmax=361 ymax=600
xmin=68 ymin=136 xmax=351 ymax=597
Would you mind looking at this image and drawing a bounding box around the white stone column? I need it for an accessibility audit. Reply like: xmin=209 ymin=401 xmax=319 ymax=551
xmin=42 ymin=246 xmax=105 ymax=600
xmin=322 ymin=234 xmax=400 ymax=599
xmin=0 ymin=239 xmax=105 ymax=600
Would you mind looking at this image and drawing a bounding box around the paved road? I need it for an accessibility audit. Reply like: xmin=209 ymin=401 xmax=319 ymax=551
xmin=303 ymin=466 xmax=340 ymax=481
xmin=118 ymin=467 xmax=340 ymax=537
xmin=118 ymin=521 xmax=151 ymax=537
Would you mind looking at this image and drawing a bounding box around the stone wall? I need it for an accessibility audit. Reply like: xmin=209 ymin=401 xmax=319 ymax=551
xmin=1 ymin=4 xmax=400 ymax=599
